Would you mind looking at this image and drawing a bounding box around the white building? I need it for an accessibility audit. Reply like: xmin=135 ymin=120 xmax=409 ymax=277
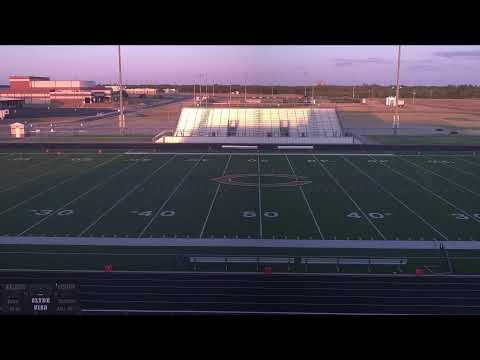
xmin=386 ymin=96 xmax=404 ymax=107
xmin=1 ymin=76 xmax=112 ymax=105
xmin=105 ymin=85 xmax=121 ymax=92
xmin=126 ymin=88 xmax=158 ymax=96
xmin=162 ymin=88 xmax=177 ymax=94
xmin=10 ymin=122 xmax=29 ymax=138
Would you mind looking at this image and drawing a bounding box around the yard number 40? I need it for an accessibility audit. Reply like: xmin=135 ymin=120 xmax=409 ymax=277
xmin=347 ymin=212 xmax=391 ymax=219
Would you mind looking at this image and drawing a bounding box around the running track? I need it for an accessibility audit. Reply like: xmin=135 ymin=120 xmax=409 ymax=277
xmin=2 ymin=271 xmax=480 ymax=315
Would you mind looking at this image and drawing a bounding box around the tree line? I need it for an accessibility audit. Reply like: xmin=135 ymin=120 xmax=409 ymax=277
xmin=115 ymin=84 xmax=480 ymax=99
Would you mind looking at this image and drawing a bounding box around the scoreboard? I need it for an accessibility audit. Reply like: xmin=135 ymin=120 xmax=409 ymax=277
xmin=1 ymin=281 xmax=80 ymax=315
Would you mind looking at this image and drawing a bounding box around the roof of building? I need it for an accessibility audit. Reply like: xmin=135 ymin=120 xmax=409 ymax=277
xmin=9 ymin=75 xmax=50 ymax=81
xmin=0 ymin=89 xmax=51 ymax=94
xmin=0 ymin=97 xmax=24 ymax=102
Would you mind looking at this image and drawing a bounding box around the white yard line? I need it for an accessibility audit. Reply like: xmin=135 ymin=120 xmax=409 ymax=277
xmin=341 ymin=156 xmax=448 ymax=243
xmin=199 ymin=155 xmax=232 ymax=238
xmin=17 ymin=157 xmax=137 ymax=236
xmin=430 ymin=156 xmax=480 ymax=179
xmin=137 ymin=154 xmax=206 ymax=238
xmin=371 ymin=155 xmax=480 ymax=224
xmin=0 ymin=161 xmax=73 ymax=194
xmin=456 ymin=156 xmax=480 ymax=169
xmin=0 ymin=154 xmax=123 ymax=216
xmin=285 ymin=154 xmax=324 ymax=239
xmin=2 ymin=155 xmax=60 ymax=176
xmin=398 ymin=155 xmax=480 ymax=198
xmin=257 ymin=153 xmax=263 ymax=239
xmin=312 ymin=154 xmax=387 ymax=240
xmin=442 ymin=162 xmax=480 ymax=181
xmin=77 ymin=155 xmax=177 ymax=237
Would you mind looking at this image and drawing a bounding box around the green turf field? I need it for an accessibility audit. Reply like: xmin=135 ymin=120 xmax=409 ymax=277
xmin=1 ymin=149 xmax=480 ymax=273
xmin=0 ymin=150 xmax=479 ymax=241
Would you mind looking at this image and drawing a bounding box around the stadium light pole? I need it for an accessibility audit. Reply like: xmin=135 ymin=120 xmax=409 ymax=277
xmin=117 ymin=45 xmax=125 ymax=135
xmin=198 ymin=73 xmax=203 ymax=106
xmin=393 ymin=45 xmax=402 ymax=135
xmin=244 ymin=73 xmax=248 ymax=103
xmin=229 ymin=84 xmax=232 ymax=106
xmin=205 ymin=73 xmax=208 ymax=108
xmin=204 ymin=72 xmax=207 ymax=106
xmin=304 ymin=71 xmax=308 ymax=98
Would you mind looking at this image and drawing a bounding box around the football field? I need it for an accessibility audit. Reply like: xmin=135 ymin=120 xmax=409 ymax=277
xmin=1 ymin=150 xmax=480 ymax=243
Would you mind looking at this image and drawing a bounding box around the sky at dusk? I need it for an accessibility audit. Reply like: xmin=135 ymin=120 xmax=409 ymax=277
xmin=2 ymin=45 xmax=480 ymax=86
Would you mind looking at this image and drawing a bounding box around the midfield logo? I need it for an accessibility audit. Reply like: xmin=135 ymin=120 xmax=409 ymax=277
xmin=212 ymin=174 xmax=312 ymax=187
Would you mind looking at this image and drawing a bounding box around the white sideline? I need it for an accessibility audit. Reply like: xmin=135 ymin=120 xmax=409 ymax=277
xmin=2 ymin=235 xmax=478 ymax=249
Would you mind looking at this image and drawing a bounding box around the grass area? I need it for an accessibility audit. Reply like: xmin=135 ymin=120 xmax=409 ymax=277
xmin=0 ymin=151 xmax=480 ymax=273
xmin=10 ymin=135 xmax=154 ymax=143
xmin=0 ymin=244 xmax=451 ymax=273
xmin=368 ymin=135 xmax=480 ymax=145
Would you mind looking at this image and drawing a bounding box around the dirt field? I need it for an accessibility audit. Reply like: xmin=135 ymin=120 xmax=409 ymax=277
xmin=366 ymin=135 xmax=480 ymax=145
xmin=337 ymin=98 xmax=480 ymax=139
xmin=3 ymin=95 xmax=480 ymax=144
xmin=0 ymin=96 xmax=189 ymax=141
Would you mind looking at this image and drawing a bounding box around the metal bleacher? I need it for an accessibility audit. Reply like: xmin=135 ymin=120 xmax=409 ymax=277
xmin=163 ymin=107 xmax=355 ymax=144
xmin=188 ymin=255 xmax=408 ymax=273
